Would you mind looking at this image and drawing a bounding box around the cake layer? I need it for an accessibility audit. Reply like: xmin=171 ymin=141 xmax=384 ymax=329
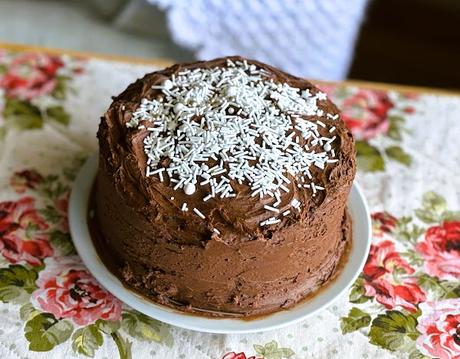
xmin=95 ymin=56 xmax=356 ymax=316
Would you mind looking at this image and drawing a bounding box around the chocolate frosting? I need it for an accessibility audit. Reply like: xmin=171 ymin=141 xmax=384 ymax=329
xmin=94 ymin=56 xmax=356 ymax=316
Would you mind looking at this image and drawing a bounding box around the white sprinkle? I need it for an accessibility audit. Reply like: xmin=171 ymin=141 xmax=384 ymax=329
xmin=317 ymin=120 xmax=326 ymax=128
xmin=174 ymin=103 xmax=185 ymax=113
xmin=170 ymin=196 xmax=175 ymax=200
xmin=193 ymin=208 xmax=206 ymax=219
xmin=264 ymin=205 xmax=280 ymax=213
xmin=316 ymin=91 xmax=327 ymax=100
xmin=273 ymin=192 xmax=281 ymax=207
xmin=227 ymin=86 xmax=238 ymax=97
xmin=263 ymin=217 xmax=281 ymax=225
xmin=150 ymin=168 xmax=165 ymax=175
xmin=184 ymin=183 xmax=196 ymax=195
xmin=181 ymin=203 xmax=188 ymax=211
xmin=213 ymin=228 xmax=221 ymax=235
xmin=203 ymin=194 xmax=212 ymax=202
xmin=280 ymin=184 xmax=290 ymax=193
xmin=301 ymin=89 xmax=311 ymax=98
xmin=324 ymin=143 xmax=332 ymax=152
xmin=162 ymin=79 xmax=173 ymax=90
xmin=329 ymin=126 xmax=336 ymax=133
xmin=282 ymin=210 xmax=290 ymax=216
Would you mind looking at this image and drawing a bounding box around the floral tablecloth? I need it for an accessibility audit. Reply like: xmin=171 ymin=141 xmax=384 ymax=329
xmin=0 ymin=48 xmax=459 ymax=359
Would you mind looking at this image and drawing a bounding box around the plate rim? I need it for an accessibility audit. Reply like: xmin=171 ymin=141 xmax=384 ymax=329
xmin=69 ymin=154 xmax=371 ymax=334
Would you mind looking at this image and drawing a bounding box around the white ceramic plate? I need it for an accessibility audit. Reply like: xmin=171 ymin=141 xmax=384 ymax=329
xmin=69 ymin=154 xmax=371 ymax=334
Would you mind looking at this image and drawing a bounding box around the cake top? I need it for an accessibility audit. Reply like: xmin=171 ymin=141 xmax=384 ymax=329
xmin=123 ymin=58 xmax=341 ymax=227
xmin=99 ymin=56 xmax=355 ymax=241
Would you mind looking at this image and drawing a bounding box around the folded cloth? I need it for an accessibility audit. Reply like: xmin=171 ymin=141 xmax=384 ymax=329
xmin=148 ymin=0 xmax=368 ymax=80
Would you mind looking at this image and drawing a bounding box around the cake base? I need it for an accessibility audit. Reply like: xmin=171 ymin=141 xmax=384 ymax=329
xmin=88 ymin=185 xmax=352 ymax=318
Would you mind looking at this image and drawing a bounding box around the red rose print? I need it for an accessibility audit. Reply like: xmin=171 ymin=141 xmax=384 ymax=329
xmin=31 ymin=256 xmax=122 ymax=326
xmin=372 ymin=212 xmax=397 ymax=237
xmin=0 ymin=197 xmax=53 ymax=265
xmin=0 ymin=52 xmax=63 ymax=100
xmin=416 ymin=299 xmax=460 ymax=359
xmin=404 ymin=106 xmax=415 ymax=114
xmin=341 ymin=89 xmax=393 ymax=140
xmin=363 ymin=240 xmax=425 ymax=312
xmin=321 ymin=86 xmax=394 ymax=140
xmin=417 ymin=221 xmax=460 ymax=281
xmin=222 ymin=352 xmax=261 ymax=359
xmin=10 ymin=170 xmax=44 ymax=193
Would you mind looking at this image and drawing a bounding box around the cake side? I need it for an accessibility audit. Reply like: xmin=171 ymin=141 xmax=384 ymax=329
xmin=95 ymin=56 xmax=356 ymax=315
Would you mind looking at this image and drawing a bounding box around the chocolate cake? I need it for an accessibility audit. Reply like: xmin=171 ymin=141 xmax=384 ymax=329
xmin=94 ymin=56 xmax=356 ymax=317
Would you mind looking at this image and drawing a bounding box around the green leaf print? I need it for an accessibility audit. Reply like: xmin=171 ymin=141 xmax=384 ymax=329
xmin=24 ymin=313 xmax=73 ymax=352
xmin=111 ymin=331 xmax=132 ymax=359
xmin=442 ymin=210 xmax=460 ymax=221
xmin=122 ymin=311 xmax=173 ymax=347
xmin=253 ymin=340 xmax=295 ymax=359
xmin=3 ymin=99 xmax=43 ymax=129
xmin=71 ymin=324 xmax=104 ymax=357
xmin=385 ymin=145 xmax=411 ymax=166
xmin=414 ymin=192 xmax=448 ymax=224
xmin=50 ymin=230 xmax=77 ymax=256
xmin=51 ymin=75 xmax=71 ymax=100
xmin=63 ymin=155 xmax=88 ymax=181
xmin=355 ymin=141 xmax=385 ymax=172
xmin=340 ymin=307 xmax=371 ymax=334
xmin=39 ymin=205 xmax=62 ymax=224
xmin=96 ymin=319 xmax=121 ymax=334
xmin=19 ymin=303 xmax=41 ymax=321
xmin=40 ymin=175 xmax=68 ymax=199
xmin=387 ymin=115 xmax=405 ymax=141
xmin=93 ymin=321 xmax=130 ymax=359
xmin=368 ymin=310 xmax=419 ymax=352
xmin=394 ymin=218 xmax=424 ymax=245
xmin=400 ymin=250 xmax=424 ymax=267
xmin=0 ymin=265 xmax=38 ymax=303
xmin=46 ymin=105 xmax=70 ymax=125
xmin=349 ymin=276 xmax=371 ymax=304
xmin=418 ymin=274 xmax=460 ymax=300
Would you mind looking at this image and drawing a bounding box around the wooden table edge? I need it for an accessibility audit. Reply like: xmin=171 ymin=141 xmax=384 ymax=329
xmin=1 ymin=42 xmax=458 ymax=97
